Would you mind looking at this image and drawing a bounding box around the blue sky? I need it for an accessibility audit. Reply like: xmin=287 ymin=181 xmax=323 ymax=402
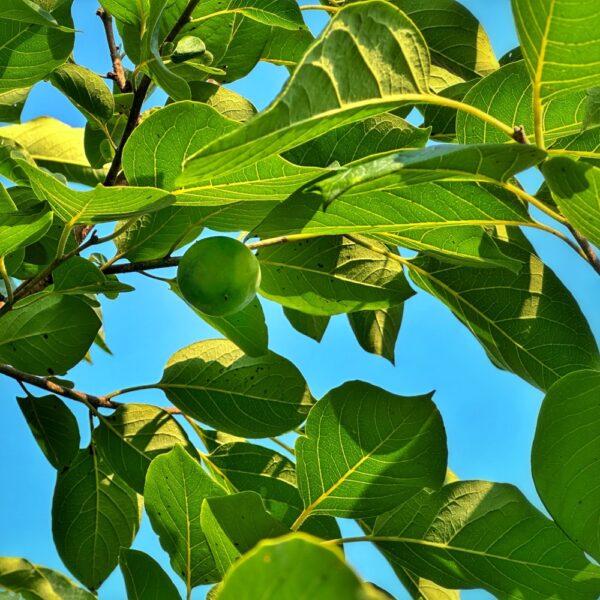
xmin=1 ymin=1 xmax=599 ymax=598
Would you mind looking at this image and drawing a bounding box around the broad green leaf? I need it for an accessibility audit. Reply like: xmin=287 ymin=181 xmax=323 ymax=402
xmin=144 ymin=445 xmax=227 ymax=588
xmin=0 ymin=558 xmax=94 ymax=600
xmin=190 ymin=0 xmax=306 ymax=31
xmin=209 ymin=441 xmax=340 ymax=538
xmin=51 ymin=256 xmax=133 ymax=295
xmin=312 ymin=144 xmax=545 ymax=203
xmin=178 ymin=1 xmax=431 ymax=183
xmin=52 ymin=448 xmax=142 ymax=591
xmin=409 ymin=229 xmax=600 ymax=391
xmin=296 ymin=381 xmax=447 ymax=519
xmin=388 ymin=0 xmax=499 ymax=79
xmin=512 ymin=0 xmax=600 ymax=101
xmin=543 ymin=157 xmax=600 ymax=249
xmin=261 ymin=26 xmax=314 ymax=66
xmin=0 ymin=205 xmax=53 ymax=258
xmin=256 ymin=236 xmax=415 ymax=316
xmin=159 ymin=339 xmax=313 ymax=437
xmin=532 ymin=370 xmax=600 ymax=563
xmin=93 ymin=404 xmax=195 ymax=494
xmin=216 ymin=534 xmax=386 ymax=600
xmin=0 ymin=2 xmax=73 ymax=92
xmin=0 ymin=294 xmax=101 ymax=376
xmin=16 ymin=394 xmax=79 ymax=470
xmin=283 ymin=308 xmax=330 ymax=343
xmin=584 ymin=88 xmax=600 ymax=129
xmin=254 ymin=181 xmax=532 ymax=268
xmin=422 ymin=81 xmax=477 ymax=141
xmin=0 ymin=0 xmax=65 ymax=28
xmin=373 ymin=480 xmax=600 ymax=600
xmin=171 ymin=282 xmax=268 ymax=357
xmin=0 ymin=87 xmax=31 ymax=123
xmin=0 ymin=117 xmax=106 ymax=186
xmin=201 ymin=491 xmax=288 ymax=576
xmin=283 ymin=113 xmax=430 ymax=168
xmin=456 ymin=61 xmax=589 ymax=145
xmin=550 ymin=127 xmax=600 ymax=164
xmin=184 ymin=81 xmax=257 ymax=122
xmin=348 ymin=305 xmax=403 ymax=364
xmin=119 ymin=549 xmax=180 ymax=600
xmin=49 ymin=63 xmax=114 ymax=126
xmin=18 ymin=160 xmax=172 ymax=224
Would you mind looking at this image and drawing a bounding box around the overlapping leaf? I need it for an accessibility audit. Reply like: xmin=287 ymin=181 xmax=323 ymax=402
xmin=119 ymin=549 xmax=180 ymax=600
xmin=532 ymin=370 xmax=600 ymax=563
xmin=93 ymin=403 xmax=196 ymax=494
xmin=296 ymin=381 xmax=447 ymax=519
xmin=409 ymin=230 xmax=600 ymax=390
xmin=52 ymin=449 xmax=142 ymax=591
xmin=178 ymin=1 xmax=431 ymax=183
xmin=144 ymin=445 xmax=226 ymax=589
xmin=159 ymin=339 xmax=312 ymax=437
xmin=348 ymin=305 xmax=403 ymax=364
xmin=283 ymin=308 xmax=330 ymax=343
xmin=374 ymin=480 xmax=600 ymax=599
xmin=0 ymin=204 xmax=53 ymax=258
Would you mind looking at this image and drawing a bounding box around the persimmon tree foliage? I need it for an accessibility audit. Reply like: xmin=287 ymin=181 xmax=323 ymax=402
xmin=1 ymin=0 xmax=600 ymax=598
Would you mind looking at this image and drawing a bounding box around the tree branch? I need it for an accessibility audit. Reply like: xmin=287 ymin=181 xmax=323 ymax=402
xmin=0 ymin=364 xmax=121 ymax=409
xmin=567 ymin=224 xmax=600 ymax=276
xmin=97 ymin=8 xmax=130 ymax=92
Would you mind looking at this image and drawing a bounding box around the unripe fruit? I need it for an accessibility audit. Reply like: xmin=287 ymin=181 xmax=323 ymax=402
xmin=177 ymin=237 xmax=261 ymax=317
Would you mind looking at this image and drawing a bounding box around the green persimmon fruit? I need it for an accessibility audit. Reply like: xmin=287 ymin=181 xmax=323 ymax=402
xmin=177 ymin=236 xmax=261 ymax=316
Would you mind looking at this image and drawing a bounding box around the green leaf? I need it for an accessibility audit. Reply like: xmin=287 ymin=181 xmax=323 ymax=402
xmin=456 ymin=61 xmax=589 ymax=145
xmin=93 ymin=403 xmax=196 ymax=495
xmin=257 ymin=235 xmax=415 ymax=316
xmin=216 ymin=534 xmax=386 ymax=600
xmin=283 ymin=308 xmax=330 ymax=343
xmin=209 ymin=441 xmax=339 ymax=538
xmin=16 ymin=394 xmax=79 ymax=470
xmin=184 ymin=81 xmax=257 ymax=122
xmin=373 ymin=480 xmax=600 ymax=600
xmin=119 ymin=549 xmax=181 ymax=600
xmin=409 ymin=229 xmax=600 ymax=391
xmin=144 ymin=445 xmax=226 ymax=588
xmin=0 ymin=205 xmax=53 ymax=258
xmin=159 ymin=339 xmax=313 ymax=437
xmin=282 ymin=113 xmax=430 ymax=168
xmin=512 ymin=0 xmax=600 ymax=101
xmin=261 ymin=26 xmax=314 ymax=66
xmin=296 ymin=380 xmax=447 ymax=519
xmin=348 ymin=305 xmax=403 ymax=364
xmin=52 ymin=448 xmax=142 ymax=591
xmin=0 ymin=117 xmax=106 ymax=186
xmin=422 ymin=81 xmax=477 ymax=141
xmin=171 ymin=282 xmax=268 ymax=357
xmin=191 ymin=0 xmax=306 ymax=30
xmin=543 ymin=157 xmax=600 ymax=249
xmin=254 ymin=181 xmax=532 ymax=268
xmin=0 ymin=0 xmax=65 ymax=28
xmin=178 ymin=1 xmax=431 ymax=183
xmin=583 ymin=87 xmax=600 ymax=129
xmin=51 ymin=256 xmax=133 ymax=295
xmin=549 ymin=126 xmax=600 ymax=165
xmin=18 ymin=160 xmax=172 ymax=224
xmin=0 ymin=557 xmax=94 ymax=600
xmin=49 ymin=62 xmax=115 ymax=126
xmin=312 ymin=144 xmax=545 ymax=203
xmin=0 ymin=87 xmax=31 ymax=123
xmin=389 ymin=0 xmax=499 ymax=79
xmin=0 ymin=2 xmax=74 ymax=92
xmin=201 ymin=491 xmax=288 ymax=576
xmin=0 ymin=294 xmax=101 ymax=376
xmin=532 ymin=369 xmax=600 ymax=563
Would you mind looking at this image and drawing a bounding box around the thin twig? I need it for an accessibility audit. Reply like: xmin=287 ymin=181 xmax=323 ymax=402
xmin=96 ymin=8 xmax=130 ymax=92
xmin=567 ymin=224 xmax=600 ymax=276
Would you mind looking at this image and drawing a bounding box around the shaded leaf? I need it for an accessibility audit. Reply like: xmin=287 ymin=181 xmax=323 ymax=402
xmin=119 ymin=549 xmax=181 ymax=600
xmin=0 ymin=294 xmax=101 ymax=376
xmin=51 ymin=256 xmax=133 ymax=295
xmin=0 ymin=205 xmax=53 ymax=258
xmin=283 ymin=308 xmax=330 ymax=343
xmin=52 ymin=449 xmax=142 ymax=591
xmin=296 ymin=381 xmax=447 ymax=519
xmin=17 ymin=394 xmax=79 ymax=470
xmin=0 ymin=87 xmax=31 ymax=123
xmin=159 ymin=339 xmax=313 ymax=437
xmin=93 ymin=404 xmax=196 ymax=495
xmin=348 ymin=305 xmax=403 ymax=364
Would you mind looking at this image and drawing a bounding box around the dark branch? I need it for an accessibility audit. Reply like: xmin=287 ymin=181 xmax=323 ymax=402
xmin=0 ymin=364 xmax=121 ymax=409
xmin=103 ymin=256 xmax=180 ymax=275
xmin=97 ymin=8 xmax=130 ymax=93
xmin=567 ymin=224 xmax=600 ymax=276
xmin=512 ymin=125 xmax=530 ymax=144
